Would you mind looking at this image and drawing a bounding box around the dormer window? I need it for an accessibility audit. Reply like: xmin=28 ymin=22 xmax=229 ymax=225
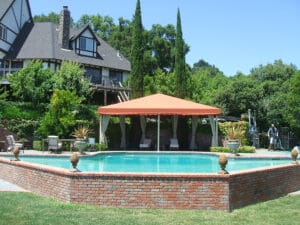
xmin=76 ymin=36 xmax=97 ymax=57
xmin=80 ymin=37 xmax=93 ymax=51
xmin=0 ymin=24 xmax=7 ymax=41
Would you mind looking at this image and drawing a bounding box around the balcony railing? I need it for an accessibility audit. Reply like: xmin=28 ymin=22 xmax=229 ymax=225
xmin=90 ymin=79 xmax=130 ymax=92
xmin=0 ymin=69 xmax=130 ymax=93
xmin=0 ymin=67 xmax=21 ymax=74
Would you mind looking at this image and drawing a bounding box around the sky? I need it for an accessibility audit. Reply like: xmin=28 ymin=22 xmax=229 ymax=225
xmin=29 ymin=0 xmax=300 ymax=76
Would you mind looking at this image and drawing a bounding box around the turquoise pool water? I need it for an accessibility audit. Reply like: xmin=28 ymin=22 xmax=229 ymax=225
xmin=2 ymin=153 xmax=292 ymax=173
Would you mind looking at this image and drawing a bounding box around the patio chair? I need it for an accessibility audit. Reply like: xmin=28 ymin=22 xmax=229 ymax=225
xmin=88 ymin=137 xmax=95 ymax=151
xmin=48 ymin=135 xmax=62 ymax=153
xmin=139 ymin=138 xmax=152 ymax=149
xmin=170 ymin=138 xmax=179 ymax=150
xmin=6 ymin=135 xmax=23 ymax=152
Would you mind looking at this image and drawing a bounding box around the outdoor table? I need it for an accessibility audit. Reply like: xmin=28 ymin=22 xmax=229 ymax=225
xmin=42 ymin=138 xmax=77 ymax=152
xmin=59 ymin=139 xmax=77 ymax=152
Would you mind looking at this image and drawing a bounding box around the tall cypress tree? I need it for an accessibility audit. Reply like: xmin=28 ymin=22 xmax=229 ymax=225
xmin=174 ymin=8 xmax=187 ymax=99
xmin=129 ymin=0 xmax=145 ymax=148
xmin=130 ymin=0 xmax=144 ymax=99
xmin=174 ymin=8 xmax=189 ymax=148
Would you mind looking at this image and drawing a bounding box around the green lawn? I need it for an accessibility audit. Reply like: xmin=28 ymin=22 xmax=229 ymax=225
xmin=1 ymin=192 xmax=300 ymax=225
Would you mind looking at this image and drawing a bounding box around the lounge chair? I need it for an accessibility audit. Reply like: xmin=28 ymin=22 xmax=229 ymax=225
xmin=170 ymin=138 xmax=179 ymax=150
xmin=48 ymin=135 xmax=62 ymax=153
xmin=139 ymin=138 xmax=151 ymax=149
xmin=6 ymin=135 xmax=23 ymax=152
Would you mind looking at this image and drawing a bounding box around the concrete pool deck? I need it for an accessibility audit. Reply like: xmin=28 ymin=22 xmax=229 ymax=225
xmin=0 ymin=148 xmax=299 ymax=194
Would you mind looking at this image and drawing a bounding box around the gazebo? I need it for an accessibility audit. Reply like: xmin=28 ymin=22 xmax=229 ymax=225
xmin=97 ymin=93 xmax=221 ymax=151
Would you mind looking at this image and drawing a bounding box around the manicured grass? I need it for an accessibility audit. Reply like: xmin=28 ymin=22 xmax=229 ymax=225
xmin=1 ymin=192 xmax=300 ymax=225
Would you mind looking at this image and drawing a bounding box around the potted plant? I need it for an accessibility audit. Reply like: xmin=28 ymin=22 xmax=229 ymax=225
xmin=225 ymin=126 xmax=244 ymax=156
xmin=72 ymin=126 xmax=90 ymax=154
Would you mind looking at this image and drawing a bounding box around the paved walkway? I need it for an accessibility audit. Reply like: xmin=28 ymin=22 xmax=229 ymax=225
xmin=0 ymin=178 xmax=28 ymax=192
xmin=0 ymin=149 xmax=298 ymax=193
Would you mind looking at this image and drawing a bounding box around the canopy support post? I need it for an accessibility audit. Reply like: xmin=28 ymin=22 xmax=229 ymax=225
xmin=99 ymin=116 xmax=101 ymax=144
xmin=120 ymin=116 xmax=126 ymax=149
xmin=209 ymin=116 xmax=219 ymax=147
xmin=157 ymin=115 xmax=160 ymax=152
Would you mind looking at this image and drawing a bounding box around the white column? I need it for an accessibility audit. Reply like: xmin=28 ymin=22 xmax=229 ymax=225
xmin=209 ymin=116 xmax=218 ymax=146
xmin=216 ymin=118 xmax=218 ymax=146
xmin=99 ymin=116 xmax=101 ymax=144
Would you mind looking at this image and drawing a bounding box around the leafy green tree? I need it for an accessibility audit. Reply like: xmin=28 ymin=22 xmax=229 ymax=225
xmin=38 ymin=90 xmax=82 ymax=138
xmin=250 ymin=60 xmax=295 ymax=82
xmin=129 ymin=0 xmax=145 ymax=99
xmin=192 ymin=59 xmax=223 ymax=76
xmin=108 ymin=17 xmax=133 ymax=59
xmin=52 ymin=61 xmax=91 ymax=100
xmin=174 ymin=9 xmax=188 ymax=98
xmin=144 ymin=69 xmax=175 ymax=96
xmin=8 ymin=60 xmax=54 ymax=104
xmin=33 ymin=12 xmax=60 ymax=24
xmin=286 ymin=71 xmax=300 ymax=133
xmin=148 ymin=24 xmax=176 ymax=73
xmin=249 ymin=60 xmax=297 ymax=130
xmin=214 ymin=74 xmax=263 ymax=117
xmin=76 ymin=14 xmax=116 ymax=41
xmin=33 ymin=12 xmax=74 ymax=27
xmin=190 ymin=68 xmax=228 ymax=105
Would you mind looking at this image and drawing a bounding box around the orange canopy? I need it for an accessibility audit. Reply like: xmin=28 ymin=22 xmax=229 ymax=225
xmin=98 ymin=93 xmax=221 ymax=116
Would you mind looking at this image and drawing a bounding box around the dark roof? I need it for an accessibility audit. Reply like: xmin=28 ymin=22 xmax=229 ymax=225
xmin=6 ymin=21 xmax=34 ymax=56
xmin=0 ymin=0 xmax=14 ymax=20
xmin=7 ymin=22 xmax=131 ymax=71
xmin=70 ymin=24 xmax=100 ymax=46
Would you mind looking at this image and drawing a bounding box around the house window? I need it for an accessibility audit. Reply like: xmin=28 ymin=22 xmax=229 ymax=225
xmin=0 ymin=24 xmax=7 ymax=41
xmin=77 ymin=36 xmax=97 ymax=57
xmin=109 ymin=70 xmax=123 ymax=83
xmin=79 ymin=37 xmax=94 ymax=51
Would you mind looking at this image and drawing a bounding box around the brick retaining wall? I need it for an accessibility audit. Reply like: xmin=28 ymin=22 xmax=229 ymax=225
xmin=0 ymin=157 xmax=299 ymax=211
xmin=228 ymin=164 xmax=300 ymax=210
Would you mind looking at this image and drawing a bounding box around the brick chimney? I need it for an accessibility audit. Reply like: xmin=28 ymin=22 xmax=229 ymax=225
xmin=58 ymin=6 xmax=70 ymax=49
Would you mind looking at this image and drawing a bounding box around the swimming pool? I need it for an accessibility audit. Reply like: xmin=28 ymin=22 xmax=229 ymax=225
xmin=9 ymin=152 xmax=292 ymax=173
xmin=0 ymin=151 xmax=299 ymax=211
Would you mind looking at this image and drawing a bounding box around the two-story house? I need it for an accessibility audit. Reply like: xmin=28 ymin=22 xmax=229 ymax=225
xmin=0 ymin=0 xmax=131 ymax=104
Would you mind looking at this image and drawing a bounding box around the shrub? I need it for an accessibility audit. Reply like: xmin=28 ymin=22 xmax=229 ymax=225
xmin=33 ymin=140 xmax=42 ymax=150
xmin=210 ymin=145 xmax=256 ymax=153
xmin=1 ymin=119 xmax=39 ymax=139
xmin=238 ymin=145 xmax=256 ymax=153
xmin=37 ymin=90 xmax=82 ymax=138
xmin=210 ymin=146 xmax=231 ymax=153
xmin=219 ymin=121 xmax=249 ymax=145
xmin=94 ymin=143 xmax=107 ymax=151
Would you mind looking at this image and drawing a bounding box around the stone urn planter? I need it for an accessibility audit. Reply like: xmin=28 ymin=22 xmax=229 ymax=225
xmin=226 ymin=140 xmax=240 ymax=156
xmin=224 ymin=125 xmax=243 ymax=156
xmin=74 ymin=139 xmax=88 ymax=154
xmin=12 ymin=146 xmax=20 ymax=161
xmin=70 ymin=153 xmax=80 ymax=172
xmin=218 ymin=154 xmax=229 ymax=174
xmin=291 ymin=147 xmax=299 ymax=164
xmin=72 ymin=126 xmax=90 ymax=154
